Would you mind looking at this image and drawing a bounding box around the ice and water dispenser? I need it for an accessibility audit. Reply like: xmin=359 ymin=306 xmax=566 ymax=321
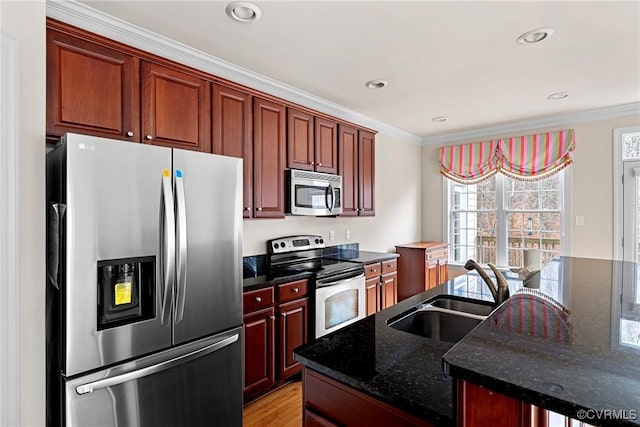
xmin=97 ymin=257 xmax=155 ymax=329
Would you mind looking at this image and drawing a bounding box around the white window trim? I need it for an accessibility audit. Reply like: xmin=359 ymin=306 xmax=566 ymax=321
xmin=442 ymin=169 xmax=572 ymax=267
xmin=613 ymin=125 xmax=640 ymax=261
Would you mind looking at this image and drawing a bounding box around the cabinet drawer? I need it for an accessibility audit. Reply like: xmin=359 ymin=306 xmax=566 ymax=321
xmin=243 ymin=287 xmax=275 ymax=313
xmin=277 ymin=279 xmax=308 ymax=303
xmin=365 ymin=262 xmax=381 ymax=279
xmin=381 ymin=259 xmax=397 ymax=274
xmin=426 ymin=248 xmax=448 ymax=261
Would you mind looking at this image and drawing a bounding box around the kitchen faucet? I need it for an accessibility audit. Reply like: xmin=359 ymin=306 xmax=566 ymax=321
xmin=464 ymin=260 xmax=510 ymax=306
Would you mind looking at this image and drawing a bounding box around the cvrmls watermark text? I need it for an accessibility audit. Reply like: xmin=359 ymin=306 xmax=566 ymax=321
xmin=576 ymin=409 xmax=638 ymax=421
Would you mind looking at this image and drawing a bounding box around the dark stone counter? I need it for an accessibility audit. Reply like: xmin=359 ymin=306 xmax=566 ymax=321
xmin=443 ymin=257 xmax=640 ymax=426
xmin=294 ymin=257 xmax=640 ymax=426
xmin=323 ymin=249 xmax=399 ymax=264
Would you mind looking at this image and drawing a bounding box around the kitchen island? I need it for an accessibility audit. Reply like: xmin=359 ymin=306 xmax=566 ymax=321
xmin=294 ymin=257 xmax=640 ymax=426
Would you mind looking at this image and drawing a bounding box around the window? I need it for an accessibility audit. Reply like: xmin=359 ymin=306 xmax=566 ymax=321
xmin=447 ymin=171 xmax=567 ymax=269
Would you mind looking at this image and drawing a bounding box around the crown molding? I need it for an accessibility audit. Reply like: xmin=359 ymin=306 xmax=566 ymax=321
xmin=422 ymin=102 xmax=640 ymax=146
xmin=46 ymin=0 xmax=423 ymax=145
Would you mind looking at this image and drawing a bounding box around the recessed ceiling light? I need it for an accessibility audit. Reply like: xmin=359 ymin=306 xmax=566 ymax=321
xmin=547 ymin=92 xmax=569 ymax=100
xmin=226 ymin=2 xmax=261 ymax=23
xmin=432 ymin=116 xmax=448 ymax=123
xmin=517 ymin=27 xmax=554 ymax=44
xmin=365 ymin=80 xmax=388 ymax=89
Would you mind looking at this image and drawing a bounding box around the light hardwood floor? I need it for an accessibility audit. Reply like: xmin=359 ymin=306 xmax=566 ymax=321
xmin=243 ymin=381 xmax=303 ymax=427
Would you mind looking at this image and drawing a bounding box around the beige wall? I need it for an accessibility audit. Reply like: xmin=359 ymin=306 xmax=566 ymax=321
xmin=1 ymin=1 xmax=46 ymax=425
xmin=422 ymin=114 xmax=640 ymax=260
xmin=243 ymin=132 xmax=423 ymax=255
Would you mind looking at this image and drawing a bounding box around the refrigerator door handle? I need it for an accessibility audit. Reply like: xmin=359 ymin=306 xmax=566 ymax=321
xmin=160 ymin=169 xmax=176 ymax=326
xmin=174 ymin=170 xmax=188 ymax=324
xmin=75 ymin=333 xmax=239 ymax=395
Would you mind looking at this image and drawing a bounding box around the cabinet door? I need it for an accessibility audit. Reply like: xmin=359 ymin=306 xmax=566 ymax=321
xmin=253 ymin=97 xmax=286 ymax=218
xmin=46 ymin=29 xmax=139 ymax=141
xmin=365 ymin=276 xmax=380 ymax=316
xmin=358 ymin=130 xmax=376 ymax=216
xmin=287 ymin=108 xmax=314 ymax=171
xmin=380 ymin=272 xmax=398 ymax=310
xmin=212 ymin=84 xmax=253 ymax=217
xmin=457 ymin=380 xmax=529 ymax=427
xmin=277 ymin=298 xmax=308 ymax=380
xmin=141 ymin=61 xmax=211 ymax=152
xmin=438 ymin=260 xmax=449 ymax=285
xmin=315 ymin=118 xmax=338 ymax=174
xmin=338 ymin=124 xmax=359 ymax=217
xmin=426 ymin=261 xmax=439 ymax=290
xmin=243 ymin=307 xmax=275 ymax=398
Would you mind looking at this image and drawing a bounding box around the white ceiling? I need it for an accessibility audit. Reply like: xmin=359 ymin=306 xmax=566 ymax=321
xmin=77 ymin=0 xmax=640 ymax=139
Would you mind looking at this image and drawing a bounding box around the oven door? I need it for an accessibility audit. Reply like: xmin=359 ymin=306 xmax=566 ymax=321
xmin=315 ymin=274 xmax=365 ymax=338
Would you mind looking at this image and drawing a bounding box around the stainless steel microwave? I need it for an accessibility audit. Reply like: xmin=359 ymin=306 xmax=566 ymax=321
xmin=286 ymin=169 xmax=342 ymax=216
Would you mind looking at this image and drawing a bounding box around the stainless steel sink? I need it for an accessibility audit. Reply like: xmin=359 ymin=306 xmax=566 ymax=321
xmin=387 ymin=295 xmax=494 ymax=342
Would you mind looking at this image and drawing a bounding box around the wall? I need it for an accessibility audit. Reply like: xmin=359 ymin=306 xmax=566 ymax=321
xmin=421 ymin=114 xmax=640 ymax=260
xmin=243 ymin=132 xmax=422 ymax=255
xmin=0 ymin=1 xmax=46 ymax=426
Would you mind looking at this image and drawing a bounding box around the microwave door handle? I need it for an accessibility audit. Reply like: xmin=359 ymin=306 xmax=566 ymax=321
xmin=160 ymin=169 xmax=176 ymax=327
xmin=331 ymin=185 xmax=336 ymax=211
xmin=326 ymin=184 xmax=334 ymax=212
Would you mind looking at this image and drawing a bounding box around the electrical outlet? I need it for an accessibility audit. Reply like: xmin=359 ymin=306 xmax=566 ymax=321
xmin=329 ymin=230 xmax=335 ymax=240
xmin=346 ymin=229 xmax=351 ymax=239
xmin=575 ymin=216 xmax=584 ymax=226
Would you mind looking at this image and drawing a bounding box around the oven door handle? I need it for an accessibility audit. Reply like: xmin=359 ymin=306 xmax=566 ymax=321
xmin=316 ymin=273 xmax=365 ymax=287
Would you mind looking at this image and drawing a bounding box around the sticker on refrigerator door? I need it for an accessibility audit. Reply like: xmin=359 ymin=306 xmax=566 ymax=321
xmin=163 ymin=169 xmax=170 ymax=177
xmin=114 ymin=282 xmax=132 ymax=305
xmin=176 ymin=170 xmax=183 ymax=178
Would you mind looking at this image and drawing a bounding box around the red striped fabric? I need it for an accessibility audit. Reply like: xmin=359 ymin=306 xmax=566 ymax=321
xmin=439 ymin=129 xmax=575 ymax=183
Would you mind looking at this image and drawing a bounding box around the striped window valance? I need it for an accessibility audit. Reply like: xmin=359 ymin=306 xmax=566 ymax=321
xmin=439 ymin=129 xmax=575 ymax=183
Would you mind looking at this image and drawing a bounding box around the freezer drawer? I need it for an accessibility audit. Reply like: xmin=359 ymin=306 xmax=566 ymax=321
xmin=63 ymin=328 xmax=242 ymax=427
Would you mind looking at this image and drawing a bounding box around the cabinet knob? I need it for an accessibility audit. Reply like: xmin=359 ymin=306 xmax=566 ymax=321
xmin=310 ymin=161 xmax=315 ymax=165
xmin=257 ymin=207 xmax=263 ymax=211
xmin=269 ymin=315 xmax=276 ymax=320
xmin=145 ymin=135 xmax=153 ymax=141
xmin=282 ymin=313 xmax=287 ymax=318
xmin=292 ymin=287 xmax=299 ymax=293
xmin=125 ymin=131 xmax=134 ymax=137
xmin=317 ymin=162 xmax=322 ymax=166
xmin=254 ymin=296 xmax=262 ymax=302
xmin=244 ymin=207 xmax=251 ymax=211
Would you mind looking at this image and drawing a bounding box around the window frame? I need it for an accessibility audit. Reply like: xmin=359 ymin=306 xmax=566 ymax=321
xmin=442 ymin=169 xmax=572 ymax=268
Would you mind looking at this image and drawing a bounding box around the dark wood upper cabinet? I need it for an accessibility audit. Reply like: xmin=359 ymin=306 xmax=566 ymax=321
xmin=339 ymin=124 xmax=376 ymax=216
xmin=287 ymin=108 xmax=315 ymax=171
xmin=314 ymin=118 xmax=338 ymax=174
xmin=212 ymin=84 xmax=253 ymax=217
xmin=141 ymin=61 xmax=211 ymax=152
xmin=253 ymin=97 xmax=286 ymax=218
xmin=358 ymin=129 xmax=376 ymax=216
xmin=338 ymin=124 xmax=359 ymax=216
xmin=46 ymin=28 xmax=140 ymax=141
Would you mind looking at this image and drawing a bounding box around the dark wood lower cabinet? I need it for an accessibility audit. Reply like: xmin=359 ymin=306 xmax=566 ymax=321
xmin=243 ymin=306 xmax=275 ymax=398
xmin=456 ymin=380 xmax=594 ymax=427
xmin=303 ymin=368 xmax=433 ymax=427
xmin=277 ymin=298 xmax=308 ymax=379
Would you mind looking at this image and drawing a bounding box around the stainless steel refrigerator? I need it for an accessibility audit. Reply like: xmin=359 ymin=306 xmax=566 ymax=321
xmin=46 ymin=133 xmax=243 ymax=426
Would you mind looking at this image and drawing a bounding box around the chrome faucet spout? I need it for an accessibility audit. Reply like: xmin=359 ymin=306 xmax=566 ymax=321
xmin=463 ymin=259 xmax=510 ymax=305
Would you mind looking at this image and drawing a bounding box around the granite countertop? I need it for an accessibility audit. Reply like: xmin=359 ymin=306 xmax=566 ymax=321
xmin=294 ymin=257 xmax=640 ymax=426
xmin=293 ymin=269 xmax=512 ymax=426
xmin=443 ymin=257 xmax=640 ymax=426
xmin=323 ymin=250 xmax=399 ymax=264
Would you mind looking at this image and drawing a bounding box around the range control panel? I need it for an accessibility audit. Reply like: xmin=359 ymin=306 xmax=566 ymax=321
xmin=267 ymin=235 xmax=325 ymax=254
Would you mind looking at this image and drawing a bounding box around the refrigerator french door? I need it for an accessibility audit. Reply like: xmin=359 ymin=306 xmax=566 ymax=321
xmin=46 ymin=133 xmax=243 ymax=426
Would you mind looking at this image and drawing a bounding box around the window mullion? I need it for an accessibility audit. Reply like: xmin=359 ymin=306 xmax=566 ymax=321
xmin=495 ymin=174 xmax=508 ymax=267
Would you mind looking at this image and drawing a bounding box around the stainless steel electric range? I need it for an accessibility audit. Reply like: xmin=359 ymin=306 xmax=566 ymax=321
xmin=267 ymin=235 xmax=366 ymax=338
